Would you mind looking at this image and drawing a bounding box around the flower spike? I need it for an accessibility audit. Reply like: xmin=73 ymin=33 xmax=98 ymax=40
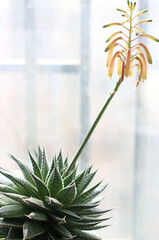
xmin=104 ymin=1 xmax=159 ymax=87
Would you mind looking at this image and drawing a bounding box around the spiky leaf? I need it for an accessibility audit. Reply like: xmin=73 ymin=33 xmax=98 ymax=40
xmin=28 ymin=151 xmax=42 ymax=179
xmin=0 ymin=184 xmax=18 ymax=194
xmin=56 ymin=183 xmax=77 ymax=205
xmin=23 ymin=220 xmax=46 ymax=239
xmin=9 ymin=154 xmax=34 ymax=186
xmin=30 ymin=173 xmax=50 ymax=198
xmin=26 ymin=212 xmax=48 ymax=222
xmin=0 ymin=218 xmax=24 ymax=228
xmin=0 ymin=205 xmax=28 ymax=218
xmin=47 ymin=166 xmax=63 ymax=196
xmin=45 ymin=196 xmax=63 ymax=208
xmin=0 ymin=170 xmax=38 ymax=198
xmin=41 ymin=148 xmax=49 ymax=181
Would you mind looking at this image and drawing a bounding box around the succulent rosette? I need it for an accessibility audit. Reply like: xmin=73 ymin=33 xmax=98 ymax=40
xmin=0 ymin=147 xmax=110 ymax=240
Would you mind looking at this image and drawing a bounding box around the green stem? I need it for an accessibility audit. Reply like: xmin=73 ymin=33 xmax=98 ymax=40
xmin=66 ymin=77 xmax=122 ymax=174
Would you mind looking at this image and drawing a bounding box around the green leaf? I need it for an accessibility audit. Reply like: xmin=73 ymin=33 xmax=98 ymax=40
xmin=75 ymin=169 xmax=86 ymax=189
xmin=47 ymin=166 xmax=63 ymax=197
xmin=1 ymin=193 xmax=26 ymax=205
xmin=9 ymin=154 xmax=34 ymax=185
xmin=0 ymin=218 xmax=24 ymax=228
xmin=63 ymin=168 xmax=76 ymax=187
xmin=38 ymin=146 xmax=43 ymax=168
xmin=71 ymin=228 xmax=101 ymax=240
xmin=64 ymin=157 xmax=68 ymax=169
xmin=86 ymin=165 xmax=93 ymax=174
xmin=0 ymin=169 xmax=39 ymax=198
xmin=0 ymin=195 xmax=20 ymax=207
xmin=73 ymin=181 xmax=102 ymax=203
xmin=77 ymin=208 xmax=113 ymax=216
xmin=41 ymin=148 xmax=49 ymax=181
xmin=82 ymin=224 xmax=110 ymax=230
xmin=30 ymin=232 xmax=49 ymax=240
xmin=69 ymin=202 xmax=99 ymax=211
xmin=53 ymin=224 xmax=73 ymax=239
xmin=45 ymin=156 xmax=56 ymax=183
xmin=56 ymin=183 xmax=77 ymax=205
xmin=0 ymin=184 xmax=18 ymax=194
xmin=79 ymin=216 xmax=111 ymax=223
xmin=28 ymin=151 xmax=42 ymax=179
xmin=56 ymin=151 xmax=64 ymax=174
xmin=45 ymin=196 xmax=63 ymax=208
xmin=67 ymin=221 xmax=101 ymax=230
xmin=77 ymin=171 xmax=97 ymax=195
xmin=48 ymin=213 xmax=65 ymax=224
xmin=23 ymin=197 xmax=50 ymax=212
xmin=26 ymin=211 xmax=48 ymax=222
xmin=0 ymin=205 xmax=28 ymax=218
xmin=6 ymin=227 xmax=23 ymax=240
xmin=30 ymin=172 xmax=50 ymax=198
xmin=23 ymin=220 xmax=46 ymax=239
xmin=84 ymin=184 xmax=108 ymax=203
xmin=48 ymin=231 xmax=56 ymax=240
xmin=59 ymin=209 xmax=81 ymax=220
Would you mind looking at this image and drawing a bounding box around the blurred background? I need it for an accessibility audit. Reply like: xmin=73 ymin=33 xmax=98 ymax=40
xmin=0 ymin=0 xmax=159 ymax=239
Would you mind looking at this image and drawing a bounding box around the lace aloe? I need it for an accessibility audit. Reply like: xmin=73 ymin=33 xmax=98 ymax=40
xmin=0 ymin=147 xmax=110 ymax=240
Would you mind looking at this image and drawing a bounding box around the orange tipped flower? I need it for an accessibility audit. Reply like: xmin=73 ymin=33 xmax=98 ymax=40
xmin=108 ymin=51 xmax=120 ymax=78
xmin=103 ymin=1 xmax=159 ymax=86
xmin=139 ymin=34 xmax=159 ymax=42
xmin=106 ymin=31 xmax=122 ymax=42
xmin=129 ymin=60 xmax=134 ymax=77
xmin=135 ymin=57 xmax=143 ymax=87
xmin=139 ymin=53 xmax=147 ymax=80
xmin=139 ymin=42 xmax=152 ymax=64
xmin=106 ymin=43 xmax=118 ymax=67
xmin=105 ymin=37 xmax=122 ymax=52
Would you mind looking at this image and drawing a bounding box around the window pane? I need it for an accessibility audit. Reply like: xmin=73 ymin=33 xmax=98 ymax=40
xmin=35 ymin=0 xmax=80 ymax=59
xmin=0 ymin=0 xmax=24 ymax=59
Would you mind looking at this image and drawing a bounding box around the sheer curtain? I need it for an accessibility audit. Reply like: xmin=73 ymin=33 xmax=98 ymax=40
xmin=0 ymin=0 xmax=159 ymax=239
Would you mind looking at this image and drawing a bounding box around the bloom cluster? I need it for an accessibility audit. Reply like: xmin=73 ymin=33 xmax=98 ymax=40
xmin=103 ymin=1 xmax=159 ymax=86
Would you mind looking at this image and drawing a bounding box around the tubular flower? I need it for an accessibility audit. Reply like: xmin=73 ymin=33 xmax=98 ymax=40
xmin=103 ymin=1 xmax=159 ymax=86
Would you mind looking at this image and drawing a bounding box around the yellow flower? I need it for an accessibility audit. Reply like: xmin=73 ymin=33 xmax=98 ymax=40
xmin=103 ymin=1 xmax=159 ymax=86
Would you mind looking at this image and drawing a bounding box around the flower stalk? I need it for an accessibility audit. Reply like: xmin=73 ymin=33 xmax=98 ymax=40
xmin=67 ymin=78 xmax=122 ymax=174
xmin=67 ymin=1 xmax=159 ymax=175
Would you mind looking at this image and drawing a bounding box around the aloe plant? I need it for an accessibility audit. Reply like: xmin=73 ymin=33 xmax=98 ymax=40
xmin=0 ymin=2 xmax=158 ymax=240
xmin=0 ymin=147 xmax=111 ymax=240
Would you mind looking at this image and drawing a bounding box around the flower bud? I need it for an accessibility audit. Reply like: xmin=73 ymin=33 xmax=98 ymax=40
xmin=139 ymin=42 xmax=152 ymax=64
xmin=108 ymin=51 xmax=120 ymax=78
